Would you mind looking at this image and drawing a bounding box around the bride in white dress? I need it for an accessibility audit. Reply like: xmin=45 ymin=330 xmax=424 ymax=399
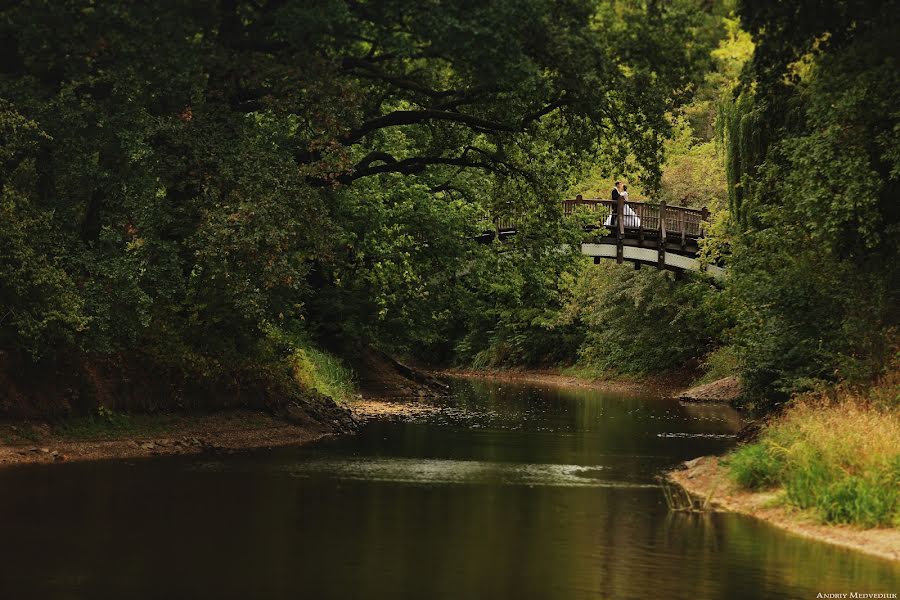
xmin=604 ymin=184 xmax=641 ymax=228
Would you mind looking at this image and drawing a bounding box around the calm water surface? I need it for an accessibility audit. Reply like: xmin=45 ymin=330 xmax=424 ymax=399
xmin=0 ymin=379 xmax=897 ymax=599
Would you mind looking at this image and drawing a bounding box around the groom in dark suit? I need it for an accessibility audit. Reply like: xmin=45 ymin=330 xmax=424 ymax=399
xmin=610 ymin=180 xmax=622 ymax=227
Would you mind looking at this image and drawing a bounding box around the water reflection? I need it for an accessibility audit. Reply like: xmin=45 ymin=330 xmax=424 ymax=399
xmin=191 ymin=456 xmax=659 ymax=488
xmin=0 ymin=378 xmax=896 ymax=600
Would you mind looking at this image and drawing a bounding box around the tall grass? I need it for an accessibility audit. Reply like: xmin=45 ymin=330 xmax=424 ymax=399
xmin=725 ymin=374 xmax=900 ymax=528
xmin=291 ymin=346 xmax=356 ymax=403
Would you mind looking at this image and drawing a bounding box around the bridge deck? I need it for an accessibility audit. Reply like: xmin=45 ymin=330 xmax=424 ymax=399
xmin=477 ymin=197 xmax=723 ymax=277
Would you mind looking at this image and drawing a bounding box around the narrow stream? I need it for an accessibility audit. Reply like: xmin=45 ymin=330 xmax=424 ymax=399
xmin=0 ymin=378 xmax=896 ymax=599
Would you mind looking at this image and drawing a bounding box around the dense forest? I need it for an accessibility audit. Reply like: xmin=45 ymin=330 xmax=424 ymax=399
xmin=1 ymin=0 xmax=897 ymax=417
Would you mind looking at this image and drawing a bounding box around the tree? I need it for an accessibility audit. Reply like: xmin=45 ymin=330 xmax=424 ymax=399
xmin=719 ymin=0 xmax=900 ymax=403
xmin=0 ymin=1 xmax=709 ymax=410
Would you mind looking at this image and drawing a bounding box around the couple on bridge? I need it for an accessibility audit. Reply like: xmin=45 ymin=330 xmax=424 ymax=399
xmin=604 ymin=180 xmax=641 ymax=229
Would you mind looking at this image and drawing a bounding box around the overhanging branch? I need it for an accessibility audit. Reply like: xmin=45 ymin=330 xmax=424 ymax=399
xmin=344 ymin=109 xmax=518 ymax=144
xmin=339 ymin=153 xmax=497 ymax=183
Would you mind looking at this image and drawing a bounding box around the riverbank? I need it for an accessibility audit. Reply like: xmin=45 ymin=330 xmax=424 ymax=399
xmin=0 ymin=409 xmax=347 ymax=468
xmin=0 ymin=348 xmax=447 ymax=468
xmin=440 ymin=368 xmax=686 ymax=395
xmin=667 ymin=455 xmax=900 ymax=562
xmin=0 ymin=397 xmax=452 ymax=468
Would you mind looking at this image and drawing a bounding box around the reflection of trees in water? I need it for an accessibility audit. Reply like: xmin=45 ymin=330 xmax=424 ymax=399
xmin=452 ymin=378 xmax=745 ymax=466
xmin=2 ymin=380 xmax=896 ymax=598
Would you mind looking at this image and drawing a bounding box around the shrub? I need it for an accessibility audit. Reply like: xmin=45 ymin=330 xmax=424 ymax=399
xmin=571 ymin=263 xmax=731 ymax=376
xmin=726 ymin=442 xmax=784 ymax=490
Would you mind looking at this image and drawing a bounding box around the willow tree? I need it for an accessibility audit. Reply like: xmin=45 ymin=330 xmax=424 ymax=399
xmin=719 ymin=0 xmax=900 ymax=404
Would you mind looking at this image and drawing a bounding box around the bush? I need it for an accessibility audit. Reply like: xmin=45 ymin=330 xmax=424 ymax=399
xmin=815 ymin=465 xmax=900 ymax=528
xmin=725 ymin=442 xmax=784 ymax=490
xmin=570 ymin=262 xmax=731 ymax=376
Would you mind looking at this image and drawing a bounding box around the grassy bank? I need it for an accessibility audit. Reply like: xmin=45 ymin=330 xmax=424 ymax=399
xmin=291 ymin=344 xmax=357 ymax=403
xmin=724 ymin=371 xmax=900 ymax=528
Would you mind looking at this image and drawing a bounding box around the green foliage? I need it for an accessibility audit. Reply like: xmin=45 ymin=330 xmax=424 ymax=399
xmin=716 ymin=2 xmax=900 ymax=404
xmin=660 ymin=134 xmax=727 ymax=209
xmin=726 ymin=397 xmax=900 ymax=528
xmin=0 ymin=1 xmax=711 ymax=412
xmin=716 ymin=92 xmax=768 ymax=228
xmin=661 ymin=14 xmax=751 ymax=209
xmin=695 ymin=346 xmax=739 ymax=385
xmin=564 ymin=262 xmax=731 ymax=376
xmin=812 ymin=464 xmax=900 ymax=529
xmin=451 ymin=231 xmax=588 ymax=369
xmin=725 ymin=442 xmax=784 ymax=490
xmin=686 ymin=14 xmax=753 ymax=140
xmin=0 ymin=103 xmax=88 ymax=355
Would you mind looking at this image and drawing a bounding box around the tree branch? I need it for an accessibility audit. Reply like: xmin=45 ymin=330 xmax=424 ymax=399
xmin=341 ymin=58 xmax=457 ymax=99
xmin=339 ymin=153 xmax=497 ymax=183
xmin=344 ymin=109 xmax=517 ymax=144
xmin=520 ymin=96 xmax=568 ymax=127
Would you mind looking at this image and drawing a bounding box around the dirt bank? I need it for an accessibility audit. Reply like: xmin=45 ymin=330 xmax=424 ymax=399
xmin=1 ymin=394 xmax=474 ymax=468
xmin=0 ymin=347 xmax=443 ymax=469
xmin=667 ymin=455 xmax=900 ymax=562
xmin=355 ymin=349 xmax=450 ymax=399
xmin=675 ymin=376 xmax=742 ymax=404
xmin=0 ymin=409 xmax=347 ymax=468
xmin=442 ymin=368 xmax=685 ymax=395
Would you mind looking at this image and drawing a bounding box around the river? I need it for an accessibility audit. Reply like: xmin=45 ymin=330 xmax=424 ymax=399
xmin=0 ymin=378 xmax=897 ymax=599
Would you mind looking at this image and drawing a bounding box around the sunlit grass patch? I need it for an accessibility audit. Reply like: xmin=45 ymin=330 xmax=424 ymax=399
xmin=725 ymin=441 xmax=783 ymax=490
xmin=725 ymin=378 xmax=900 ymax=528
xmin=292 ymin=345 xmax=357 ymax=403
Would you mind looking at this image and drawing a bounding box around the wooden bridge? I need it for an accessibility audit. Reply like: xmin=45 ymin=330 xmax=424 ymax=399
xmin=477 ymin=195 xmax=725 ymax=278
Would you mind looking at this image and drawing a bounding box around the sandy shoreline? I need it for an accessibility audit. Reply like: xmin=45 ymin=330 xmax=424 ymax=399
xmin=667 ymin=455 xmax=900 ymax=562
xmin=0 ymin=410 xmax=343 ymax=468
xmin=440 ymin=368 xmax=684 ymax=395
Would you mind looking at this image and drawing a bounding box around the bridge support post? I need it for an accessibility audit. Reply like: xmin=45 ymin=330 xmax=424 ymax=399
xmin=616 ymin=194 xmax=624 ymax=264
xmin=657 ymin=201 xmax=667 ymax=270
xmin=638 ymin=203 xmax=644 ymax=243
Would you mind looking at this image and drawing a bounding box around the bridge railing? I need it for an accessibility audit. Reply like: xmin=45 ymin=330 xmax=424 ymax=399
xmin=562 ymin=196 xmax=708 ymax=238
xmin=476 ymin=198 xmax=709 ymax=245
xmin=476 ymin=214 xmax=521 ymax=234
